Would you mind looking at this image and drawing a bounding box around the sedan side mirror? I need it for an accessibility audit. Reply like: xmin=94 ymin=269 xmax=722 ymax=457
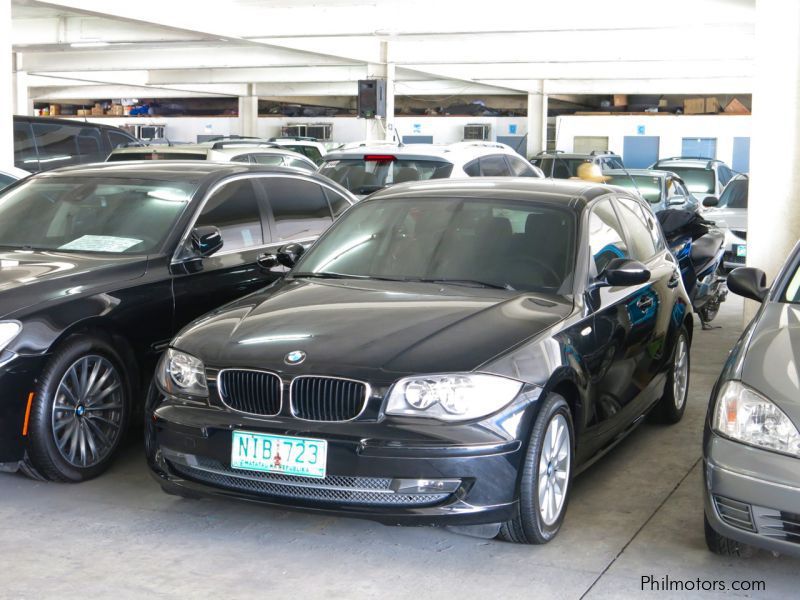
xmin=276 ymin=243 xmax=305 ymax=268
xmin=599 ymin=258 xmax=651 ymax=287
xmin=727 ymin=267 xmax=769 ymax=302
xmin=191 ymin=226 xmax=223 ymax=257
xmin=702 ymin=195 xmax=719 ymax=207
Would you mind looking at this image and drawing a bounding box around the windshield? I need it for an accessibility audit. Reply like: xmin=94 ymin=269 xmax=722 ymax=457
xmin=0 ymin=177 xmax=195 ymax=254
xmin=604 ymin=174 xmax=662 ymax=204
xmin=717 ymin=178 xmax=748 ymax=209
xmin=292 ymin=197 xmax=576 ymax=293
xmin=661 ymin=167 xmax=715 ymax=194
xmin=319 ymin=158 xmax=454 ymax=195
xmin=531 ymin=158 xmax=592 ymax=179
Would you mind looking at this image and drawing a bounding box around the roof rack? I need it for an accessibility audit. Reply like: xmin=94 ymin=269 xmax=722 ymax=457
xmin=448 ymin=141 xmax=507 ymax=150
xmin=269 ymin=136 xmax=318 ymax=142
xmin=535 ymin=150 xmax=564 ymax=155
xmin=207 ymin=135 xmax=263 ymax=142
xmin=210 ymin=141 xmax=281 ymax=150
xmin=589 ymin=150 xmax=618 ymax=156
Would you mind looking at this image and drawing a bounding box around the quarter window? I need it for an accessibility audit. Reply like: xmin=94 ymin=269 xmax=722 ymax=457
xmin=588 ymin=199 xmax=629 ymax=275
xmin=323 ymin=188 xmax=351 ymax=217
xmin=195 ymin=179 xmax=264 ymax=251
xmin=616 ymin=197 xmax=658 ymax=260
xmin=506 ymin=155 xmax=537 ymax=177
xmin=479 ymin=155 xmax=511 ymax=176
xmin=260 ymin=177 xmax=333 ymax=241
xmin=107 ymin=130 xmax=134 ymax=150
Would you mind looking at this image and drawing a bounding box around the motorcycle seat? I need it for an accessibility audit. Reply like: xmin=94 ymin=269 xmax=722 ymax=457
xmin=690 ymin=230 xmax=725 ymax=266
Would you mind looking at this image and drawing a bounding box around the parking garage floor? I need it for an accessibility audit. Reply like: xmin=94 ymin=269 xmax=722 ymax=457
xmin=1 ymin=296 xmax=797 ymax=600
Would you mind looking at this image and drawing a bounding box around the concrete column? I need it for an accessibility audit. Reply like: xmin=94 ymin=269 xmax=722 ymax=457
xmin=13 ymin=60 xmax=33 ymax=116
xmin=383 ymin=41 xmax=396 ymax=143
xmin=0 ymin=0 xmax=13 ymax=167
xmin=238 ymin=84 xmax=259 ymax=137
xmin=746 ymin=0 xmax=800 ymax=317
xmin=526 ymin=82 xmax=546 ymax=159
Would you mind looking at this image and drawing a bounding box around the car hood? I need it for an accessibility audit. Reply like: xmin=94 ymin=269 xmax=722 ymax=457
xmin=704 ymin=207 xmax=747 ymax=231
xmin=173 ymin=278 xmax=573 ymax=383
xmin=740 ymin=302 xmax=800 ymax=424
xmin=0 ymin=249 xmax=147 ymax=318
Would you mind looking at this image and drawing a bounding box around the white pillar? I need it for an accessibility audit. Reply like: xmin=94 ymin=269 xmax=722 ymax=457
xmin=13 ymin=64 xmax=33 ymax=116
xmin=0 ymin=0 xmax=13 ymax=167
xmin=746 ymin=0 xmax=800 ymax=317
xmin=238 ymin=84 xmax=258 ymax=137
xmin=526 ymin=82 xmax=546 ymax=159
xmin=383 ymin=41 xmax=395 ymax=143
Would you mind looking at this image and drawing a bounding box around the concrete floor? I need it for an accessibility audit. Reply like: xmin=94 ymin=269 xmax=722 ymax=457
xmin=1 ymin=296 xmax=797 ymax=599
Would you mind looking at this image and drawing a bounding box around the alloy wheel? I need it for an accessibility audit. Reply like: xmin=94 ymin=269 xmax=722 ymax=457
xmin=538 ymin=413 xmax=571 ymax=526
xmin=672 ymin=335 xmax=689 ymax=410
xmin=50 ymin=355 xmax=124 ymax=468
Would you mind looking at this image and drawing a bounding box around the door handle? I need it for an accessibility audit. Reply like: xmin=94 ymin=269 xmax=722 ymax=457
xmin=636 ymin=296 xmax=654 ymax=310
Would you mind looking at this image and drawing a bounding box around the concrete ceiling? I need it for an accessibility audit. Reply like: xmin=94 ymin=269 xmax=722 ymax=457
xmin=12 ymin=0 xmax=756 ymax=102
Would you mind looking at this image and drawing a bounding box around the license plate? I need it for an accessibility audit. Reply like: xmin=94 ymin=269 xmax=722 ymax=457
xmin=231 ymin=431 xmax=327 ymax=479
xmin=736 ymin=244 xmax=747 ymax=257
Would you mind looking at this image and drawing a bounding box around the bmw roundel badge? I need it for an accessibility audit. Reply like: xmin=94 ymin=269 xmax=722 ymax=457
xmin=285 ymin=350 xmax=307 ymax=365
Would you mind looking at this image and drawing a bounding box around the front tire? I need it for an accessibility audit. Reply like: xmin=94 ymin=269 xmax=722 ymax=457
xmin=704 ymin=513 xmax=755 ymax=558
xmin=650 ymin=326 xmax=690 ymax=424
xmin=499 ymin=393 xmax=574 ymax=544
xmin=23 ymin=335 xmax=131 ymax=482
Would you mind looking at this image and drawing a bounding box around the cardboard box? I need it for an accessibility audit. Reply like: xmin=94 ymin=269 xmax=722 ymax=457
xmin=613 ymin=94 xmax=628 ymax=107
xmin=683 ymin=98 xmax=705 ymax=114
xmin=724 ymin=98 xmax=750 ymax=114
xmin=705 ymin=97 xmax=720 ymax=113
xmin=91 ymin=106 xmax=105 ymax=116
xmin=110 ymin=104 xmax=124 ymax=116
xmin=77 ymin=109 xmax=88 ymax=116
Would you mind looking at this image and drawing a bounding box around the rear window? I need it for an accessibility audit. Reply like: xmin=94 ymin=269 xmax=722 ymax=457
xmin=532 ymin=157 xmax=592 ymax=179
xmin=107 ymin=152 xmax=207 ymax=161
xmin=662 ymin=167 xmax=715 ymax=194
xmin=319 ymin=157 xmax=454 ymax=195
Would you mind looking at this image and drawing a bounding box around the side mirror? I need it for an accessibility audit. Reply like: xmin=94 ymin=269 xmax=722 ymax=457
xmin=599 ymin=258 xmax=651 ymax=287
xmin=727 ymin=267 xmax=768 ymax=302
xmin=702 ymin=195 xmax=719 ymax=207
xmin=256 ymin=253 xmax=279 ymax=270
xmin=191 ymin=226 xmax=223 ymax=257
xmin=276 ymin=243 xmax=305 ymax=268
xmin=668 ymin=195 xmax=687 ymax=206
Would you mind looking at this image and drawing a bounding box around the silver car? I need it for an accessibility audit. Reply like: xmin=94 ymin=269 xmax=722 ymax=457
xmin=702 ymin=174 xmax=748 ymax=270
xmin=704 ymin=250 xmax=800 ymax=558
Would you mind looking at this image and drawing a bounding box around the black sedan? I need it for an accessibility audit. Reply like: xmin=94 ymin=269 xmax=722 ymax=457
xmin=146 ymin=178 xmax=693 ymax=544
xmin=0 ymin=162 xmax=354 ymax=482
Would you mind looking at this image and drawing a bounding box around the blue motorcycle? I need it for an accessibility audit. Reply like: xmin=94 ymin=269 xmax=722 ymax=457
xmin=657 ymin=209 xmax=728 ymax=329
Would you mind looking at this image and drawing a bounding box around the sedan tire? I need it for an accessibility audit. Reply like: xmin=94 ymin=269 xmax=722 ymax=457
xmin=704 ymin=513 xmax=755 ymax=558
xmin=499 ymin=393 xmax=574 ymax=544
xmin=24 ymin=335 xmax=131 ymax=482
xmin=650 ymin=326 xmax=690 ymax=425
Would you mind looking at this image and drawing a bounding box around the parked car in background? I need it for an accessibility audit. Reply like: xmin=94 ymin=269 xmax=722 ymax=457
xmin=268 ymin=137 xmax=327 ymax=165
xmin=704 ymin=247 xmax=800 ymax=559
xmin=107 ymin=141 xmax=319 ymax=172
xmin=0 ymin=166 xmax=30 ymax=191
xmin=319 ymin=142 xmax=543 ymax=199
xmin=530 ymin=150 xmax=624 ymax=178
xmin=13 ymin=115 xmax=139 ymax=173
xmin=604 ymin=169 xmax=699 ymax=213
xmin=146 ymin=178 xmax=692 ymax=545
xmin=0 ymin=162 xmax=354 ymax=483
xmin=702 ymin=174 xmax=748 ymax=270
xmin=650 ymin=157 xmax=736 ymax=203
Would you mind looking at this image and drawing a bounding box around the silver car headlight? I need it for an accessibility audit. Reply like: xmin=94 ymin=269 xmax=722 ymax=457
xmin=712 ymin=380 xmax=800 ymax=457
xmin=156 ymin=348 xmax=208 ymax=399
xmin=0 ymin=321 xmax=21 ymax=352
xmin=385 ymin=373 xmax=523 ymax=421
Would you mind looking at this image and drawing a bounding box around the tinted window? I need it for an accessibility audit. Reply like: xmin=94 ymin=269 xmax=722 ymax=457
xmin=661 ymin=167 xmax=715 ymax=195
xmin=605 ymin=157 xmax=624 ymax=169
xmin=588 ymin=199 xmax=629 ymax=275
xmin=536 ymin=157 xmax=592 ymax=179
xmin=0 ymin=173 xmax=16 ymax=190
xmin=319 ymin=158 xmax=454 ymax=195
xmin=604 ymin=173 xmax=662 ymax=205
xmin=616 ymin=197 xmax=657 ymax=260
xmin=31 ymin=123 xmax=105 ymax=168
xmin=287 ymin=157 xmax=315 ymax=172
xmin=286 ymin=145 xmax=322 ymax=164
xmin=463 ymin=160 xmax=481 ymax=177
xmin=717 ymin=178 xmax=748 ymax=209
xmin=107 ymin=130 xmax=134 ymax=150
xmin=479 ymin=155 xmax=511 ymax=176
xmin=0 ymin=177 xmax=193 ymax=253
xmin=260 ymin=177 xmax=333 ymax=241
xmin=507 ymin=155 xmax=537 ymax=177
xmin=107 ymin=152 xmax=207 ymax=161
xmin=323 ymin=188 xmax=351 ymax=217
xmin=293 ymin=197 xmax=575 ymax=292
xmin=230 ymin=155 xmax=252 ymax=164
xmin=249 ymin=154 xmax=285 ymax=166
xmin=14 ymin=121 xmax=37 ymax=171
xmin=718 ymin=165 xmax=733 ymax=186
xmin=196 ymin=180 xmax=263 ymax=251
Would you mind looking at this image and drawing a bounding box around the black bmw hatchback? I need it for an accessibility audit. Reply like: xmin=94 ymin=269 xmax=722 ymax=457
xmin=0 ymin=162 xmax=354 ymax=482
xmin=147 ymin=178 xmax=693 ymax=543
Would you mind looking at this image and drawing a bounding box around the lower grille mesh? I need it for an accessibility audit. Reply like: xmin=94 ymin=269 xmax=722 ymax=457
xmin=169 ymin=458 xmax=449 ymax=507
xmin=714 ymin=496 xmax=756 ymax=532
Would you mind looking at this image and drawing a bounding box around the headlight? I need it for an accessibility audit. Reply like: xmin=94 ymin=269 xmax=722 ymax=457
xmin=0 ymin=321 xmax=21 ymax=352
xmin=712 ymin=380 xmax=800 ymax=457
xmin=385 ymin=373 xmax=523 ymax=421
xmin=156 ymin=348 xmax=208 ymax=399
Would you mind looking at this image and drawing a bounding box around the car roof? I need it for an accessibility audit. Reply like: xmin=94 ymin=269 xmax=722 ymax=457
xmin=653 ymin=157 xmax=722 ymax=168
xmin=363 ymin=177 xmax=630 ymax=209
xmin=604 ymin=168 xmax=669 ymax=178
xmin=13 ymin=114 xmax=132 ymax=132
xmin=323 ymin=141 xmax=521 ymax=163
xmin=534 ymin=152 xmax=621 ymax=159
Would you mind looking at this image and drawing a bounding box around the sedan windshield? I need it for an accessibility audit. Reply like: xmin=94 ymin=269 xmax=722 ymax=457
xmin=293 ymin=197 xmax=576 ymax=293
xmin=662 ymin=167 xmax=715 ymax=194
xmin=0 ymin=177 xmax=195 ymax=254
xmin=319 ymin=158 xmax=454 ymax=195
xmin=604 ymin=174 xmax=662 ymax=204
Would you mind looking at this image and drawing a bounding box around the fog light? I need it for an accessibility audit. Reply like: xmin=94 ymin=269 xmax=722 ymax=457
xmin=391 ymin=478 xmax=461 ymax=494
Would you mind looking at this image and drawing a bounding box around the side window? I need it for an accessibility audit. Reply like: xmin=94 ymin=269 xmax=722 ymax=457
xmin=287 ymin=157 xmax=315 ymax=172
xmin=76 ymin=127 xmax=104 ymax=163
xmin=718 ymin=165 xmax=732 ymax=186
xmin=616 ymin=197 xmax=658 ymax=261
xmin=230 ymin=154 xmax=253 ymax=164
xmin=0 ymin=173 xmax=16 ymax=189
xmin=31 ymin=122 xmax=82 ymax=168
xmin=14 ymin=121 xmax=37 ymax=171
xmin=479 ymin=155 xmax=511 ymax=176
xmin=195 ymin=179 xmax=264 ymax=252
xmin=506 ymin=155 xmax=536 ymax=177
xmin=463 ymin=159 xmax=481 ymax=177
xmin=605 ymin=157 xmax=624 ymax=170
xmin=260 ymin=177 xmax=333 ymax=241
xmin=324 ymin=188 xmax=352 ymax=217
xmin=302 ymin=147 xmax=323 ymax=164
xmin=250 ymin=154 xmax=284 ymax=166
xmin=107 ymin=130 xmax=134 ymax=150
xmin=588 ymin=199 xmax=629 ymax=275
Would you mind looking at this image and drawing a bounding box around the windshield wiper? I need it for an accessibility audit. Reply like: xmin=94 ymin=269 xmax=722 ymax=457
xmin=407 ymin=278 xmax=516 ymax=291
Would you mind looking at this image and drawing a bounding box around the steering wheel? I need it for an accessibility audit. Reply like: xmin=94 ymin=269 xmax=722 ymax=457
xmin=505 ymin=256 xmax=562 ymax=288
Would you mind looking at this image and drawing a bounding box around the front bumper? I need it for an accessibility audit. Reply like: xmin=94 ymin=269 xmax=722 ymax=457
xmin=0 ymin=353 xmax=48 ymax=466
xmin=146 ymin=394 xmax=534 ymax=526
xmin=704 ymin=432 xmax=800 ymax=558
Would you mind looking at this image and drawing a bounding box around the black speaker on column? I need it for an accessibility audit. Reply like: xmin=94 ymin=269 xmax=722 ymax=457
xmin=357 ymin=79 xmax=387 ymax=119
